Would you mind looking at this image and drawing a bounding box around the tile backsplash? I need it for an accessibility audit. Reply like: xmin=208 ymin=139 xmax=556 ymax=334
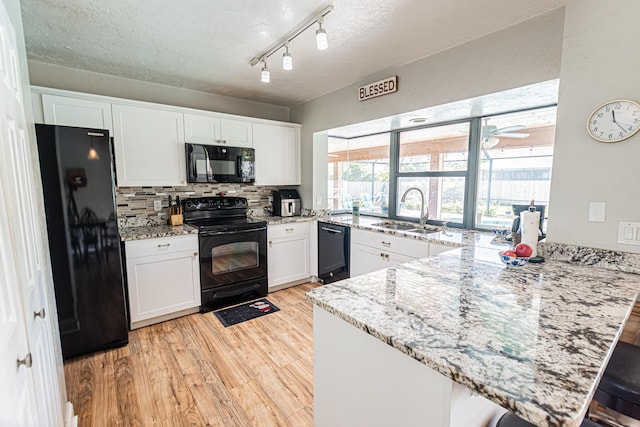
xmin=116 ymin=183 xmax=280 ymax=227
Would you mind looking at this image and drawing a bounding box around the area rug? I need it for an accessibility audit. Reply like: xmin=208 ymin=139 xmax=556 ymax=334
xmin=213 ymin=299 xmax=280 ymax=327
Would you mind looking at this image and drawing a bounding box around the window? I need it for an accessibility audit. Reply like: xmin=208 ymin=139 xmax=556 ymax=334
xmin=397 ymin=122 xmax=470 ymax=224
xmin=327 ymin=105 xmax=557 ymax=230
xmin=328 ymin=133 xmax=390 ymax=215
xmin=475 ymin=107 xmax=556 ymax=229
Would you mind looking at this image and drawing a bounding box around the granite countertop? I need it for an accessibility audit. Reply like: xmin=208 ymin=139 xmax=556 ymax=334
xmin=263 ymin=215 xmax=316 ymax=225
xmin=119 ymin=224 xmax=199 ymax=241
xmin=306 ymin=227 xmax=640 ymax=427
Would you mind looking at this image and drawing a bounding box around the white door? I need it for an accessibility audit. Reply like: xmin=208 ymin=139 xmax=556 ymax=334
xmin=0 ymin=3 xmax=63 ymax=425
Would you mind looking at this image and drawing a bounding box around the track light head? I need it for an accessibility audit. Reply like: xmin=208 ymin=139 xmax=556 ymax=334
xmin=261 ymin=61 xmax=270 ymax=83
xmin=316 ymin=21 xmax=328 ymax=50
xmin=282 ymin=45 xmax=293 ymax=71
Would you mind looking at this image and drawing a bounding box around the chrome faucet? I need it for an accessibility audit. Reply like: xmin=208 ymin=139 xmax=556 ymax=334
xmin=400 ymin=187 xmax=429 ymax=229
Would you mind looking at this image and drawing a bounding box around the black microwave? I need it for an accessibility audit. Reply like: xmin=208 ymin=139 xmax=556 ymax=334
xmin=185 ymin=143 xmax=255 ymax=183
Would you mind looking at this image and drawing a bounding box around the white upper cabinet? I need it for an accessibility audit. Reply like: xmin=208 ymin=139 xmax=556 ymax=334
xmin=184 ymin=113 xmax=219 ymax=144
xmin=220 ymin=118 xmax=253 ymax=147
xmin=253 ymin=123 xmax=300 ymax=185
xmin=184 ymin=113 xmax=253 ymax=147
xmin=112 ymin=104 xmax=186 ymax=187
xmin=42 ymin=93 xmax=113 ymax=133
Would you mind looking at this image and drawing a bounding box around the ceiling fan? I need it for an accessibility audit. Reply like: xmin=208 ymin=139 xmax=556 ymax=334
xmin=482 ymin=119 xmax=529 ymax=149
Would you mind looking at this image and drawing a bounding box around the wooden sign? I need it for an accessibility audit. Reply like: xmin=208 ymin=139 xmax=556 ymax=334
xmin=358 ymin=76 xmax=398 ymax=101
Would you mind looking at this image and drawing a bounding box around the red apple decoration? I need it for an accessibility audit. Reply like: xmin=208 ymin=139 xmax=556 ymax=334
xmin=515 ymin=243 xmax=533 ymax=258
xmin=502 ymin=250 xmax=517 ymax=257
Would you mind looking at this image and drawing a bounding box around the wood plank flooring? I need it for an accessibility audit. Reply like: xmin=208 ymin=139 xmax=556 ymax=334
xmin=64 ymin=283 xmax=319 ymax=427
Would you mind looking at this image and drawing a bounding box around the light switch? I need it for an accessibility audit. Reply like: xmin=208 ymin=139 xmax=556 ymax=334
xmin=317 ymin=196 xmax=322 ymax=206
xmin=153 ymin=200 xmax=163 ymax=212
xmin=618 ymin=222 xmax=640 ymax=246
xmin=588 ymin=202 xmax=606 ymax=222
xmin=624 ymin=226 xmax=634 ymax=240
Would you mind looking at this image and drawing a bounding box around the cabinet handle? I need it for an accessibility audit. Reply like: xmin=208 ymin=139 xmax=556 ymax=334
xmin=380 ymin=253 xmax=384 ymax=258
xmin=193 ymin=252 xmax=198 ymax=257
xmin=33 ymin=308 xmax=45 ymax=319
xmin=157 ymin=243 xmax=171 ymax=248
xmin=385 ymin=254 xmax=390 ymax=260
xmin=269 ymin=240 xmax=272 ymax=247
xmin=381 ymin=241 xmax=391 ymax=247
xmin=17 ymin=353 xmax=32 ymax=369
xmin=286 ymin=228 xmax=294 ymax=232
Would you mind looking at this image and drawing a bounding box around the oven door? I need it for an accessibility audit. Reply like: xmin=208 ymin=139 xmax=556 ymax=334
xmin=199 ymin=226 xmax=267 ymax=289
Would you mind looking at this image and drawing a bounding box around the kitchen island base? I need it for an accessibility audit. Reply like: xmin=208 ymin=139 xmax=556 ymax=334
xmin=314 ymin=306 xmax=504 ymax=427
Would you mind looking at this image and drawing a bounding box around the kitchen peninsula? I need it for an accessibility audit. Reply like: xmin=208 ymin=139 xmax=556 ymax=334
xmin=307 ymin=233 xmax=640 ymax=427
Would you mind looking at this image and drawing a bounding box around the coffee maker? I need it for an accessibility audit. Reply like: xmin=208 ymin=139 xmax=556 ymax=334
xmin=272 ymin=189 xmax=301 ymax=217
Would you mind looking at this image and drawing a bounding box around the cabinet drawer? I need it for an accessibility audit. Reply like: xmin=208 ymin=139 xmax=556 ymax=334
xmin=268 ymin=221 xmax=310 ymax=239
xmin=351 ymin=228 xmax=428 ymax=258
xmin=125 ymin=235 xmax=198 ymax=258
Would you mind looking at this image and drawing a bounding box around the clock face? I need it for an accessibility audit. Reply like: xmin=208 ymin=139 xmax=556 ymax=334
xmin=587 ymin=100 xmax=640 ymax=142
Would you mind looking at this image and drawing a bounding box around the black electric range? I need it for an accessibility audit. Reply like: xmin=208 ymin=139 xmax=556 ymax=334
xmin=183 ymin=196 xmax=268 ymax=311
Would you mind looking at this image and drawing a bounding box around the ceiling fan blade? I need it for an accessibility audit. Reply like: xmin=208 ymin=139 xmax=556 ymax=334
xmin=496 ymin=132 xmax=529 ymax=139
xmin=494 ymin=125 xmax=526 ymax=134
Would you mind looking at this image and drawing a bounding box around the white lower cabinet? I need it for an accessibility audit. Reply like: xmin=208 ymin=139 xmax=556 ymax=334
xmin=125 ymin=235 xmax=200 ymax=329
xmin=429 ymin=242 xmax=452 ymax=256
xmin=350 ymin=229 xmax=429 ymax=277
xmin=267 ymin=222 xmax=311 ymax=290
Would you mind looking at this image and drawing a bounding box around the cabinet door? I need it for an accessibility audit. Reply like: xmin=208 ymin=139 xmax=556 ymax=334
xmin=253 ymin=123 xmax=300 ymax=185
xmin=351 ymin=244 xmax=415 ymax=277
xmin=268 ymin=234 xmax=310 ymax=288
xmin=429 ymin=243 xmax=452 ymax=256
xmin=126 ymin=249 xmax=200 ymax=325
xmin=42 ymin=93 xmax=113 ymax=132
xmin=112 ymin=104 xmax=186 ymax=186
xmin=184 ymin=113 xmax=220 ymax=144
xmin=220 ymin=118 xmax=253 ymax=147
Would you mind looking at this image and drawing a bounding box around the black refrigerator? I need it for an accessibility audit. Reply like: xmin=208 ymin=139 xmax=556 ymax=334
xmin=36 ymin=124 xmax=128 ymax=359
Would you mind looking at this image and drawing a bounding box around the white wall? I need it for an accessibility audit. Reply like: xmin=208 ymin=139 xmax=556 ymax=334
xmin=290 ymin=9 xmax=565 ymax=211
xmin=546 ymin=0 xmax=640 ymax=253
xmin=28 ymin=60 xmax=290 ymax=122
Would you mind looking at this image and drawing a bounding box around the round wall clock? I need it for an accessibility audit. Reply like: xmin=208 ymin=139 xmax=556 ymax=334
xmin=587 ymin=99 xmax=640 ymax=143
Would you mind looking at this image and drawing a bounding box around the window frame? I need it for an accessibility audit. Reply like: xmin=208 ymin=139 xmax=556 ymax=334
xmin=329 ymin=104 xmax=557 ymax=230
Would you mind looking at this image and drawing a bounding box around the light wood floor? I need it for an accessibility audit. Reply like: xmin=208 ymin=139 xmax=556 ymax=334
xmin=64 ymin=283 xmax=319 ymax=426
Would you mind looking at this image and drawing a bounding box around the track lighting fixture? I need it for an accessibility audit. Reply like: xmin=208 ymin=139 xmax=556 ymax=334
xmin=261 ymin=61 xmax=270 ymax=83
xmin=282 ymin=44 xmax=293 ymax=71
xmin=250 ymin=4 xmax=333 ymax=83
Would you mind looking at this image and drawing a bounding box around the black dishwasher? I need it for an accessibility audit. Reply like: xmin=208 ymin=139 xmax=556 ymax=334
xmin=318 ymin=221 xmax=350 ymax=284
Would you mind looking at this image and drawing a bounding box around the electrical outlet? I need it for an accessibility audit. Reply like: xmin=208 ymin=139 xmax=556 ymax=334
xmin=153 ymin=200 xmax=163 ymax=212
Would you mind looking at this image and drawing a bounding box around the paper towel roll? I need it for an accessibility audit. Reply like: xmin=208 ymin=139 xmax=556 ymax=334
xmin=519 ymin=209 xmax=540 ymax=257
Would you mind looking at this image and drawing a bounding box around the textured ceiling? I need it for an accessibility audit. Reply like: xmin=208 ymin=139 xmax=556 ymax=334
xmin=21 ymin=0 xmax=568 ymax=107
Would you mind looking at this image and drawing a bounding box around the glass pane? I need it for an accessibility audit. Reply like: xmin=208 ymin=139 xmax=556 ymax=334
xmin=399 ymin=122 xmax=469 ymax=172
xmin=328 ymin=133 xmax=390 ymax=215
xmin=397 ymin=176 xmax=465 ymax=224
xmin=476 ymin=106 xmax=556 ymax=230
xmin=212 ymin=242 xmax=258 ymax=274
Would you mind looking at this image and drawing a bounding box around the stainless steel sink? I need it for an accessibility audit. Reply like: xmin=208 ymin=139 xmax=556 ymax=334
xmin=371 ymin=222 xmax=440 ymax=234
xmin=371 ymin=222 xmax=415 ymax=231
xmin=406 ymin=228 xmax=440 ymax=234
